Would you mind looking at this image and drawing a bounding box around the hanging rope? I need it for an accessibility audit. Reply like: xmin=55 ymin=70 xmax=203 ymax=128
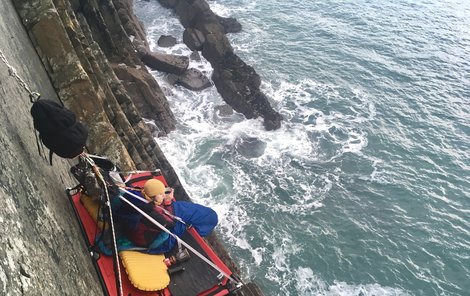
xmin=0 ymin=49 xmax=40 ymax=101
xmin=0 ymin=48 xmax=44 ymax=159
xmin=83 ymin=154 xmax=124 ymax=296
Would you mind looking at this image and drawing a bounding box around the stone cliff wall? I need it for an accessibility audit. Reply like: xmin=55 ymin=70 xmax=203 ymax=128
xmin=0 ymin=1 xmax=102 ymax=294
xmin=12 ymin=0 xmax=192 ymax=205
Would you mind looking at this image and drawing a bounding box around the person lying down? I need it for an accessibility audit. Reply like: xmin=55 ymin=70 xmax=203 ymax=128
xmin=103 ymin=179 xmax=218 ymax=254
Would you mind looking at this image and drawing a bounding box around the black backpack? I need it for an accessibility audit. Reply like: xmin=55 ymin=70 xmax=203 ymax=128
xmin=31 ymin=99 xmax=88 ymax=164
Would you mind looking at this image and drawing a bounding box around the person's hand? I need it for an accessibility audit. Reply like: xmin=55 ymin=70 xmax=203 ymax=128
xmin=167 ymin=188 xmax=175 ymax=199
xmin=161 ymin=188 xmax=174 ymax=205
xmin=153 ymin=194 xmax=165 ymax=205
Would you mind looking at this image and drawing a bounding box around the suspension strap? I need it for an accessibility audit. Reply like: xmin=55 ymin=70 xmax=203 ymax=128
xmin=83 ymin=155 xmax=123 ymax=296
xmin=120 ymin=188 xmax=187 ymax=226
xmin=117 ymin=188 xmax=240 ymax=285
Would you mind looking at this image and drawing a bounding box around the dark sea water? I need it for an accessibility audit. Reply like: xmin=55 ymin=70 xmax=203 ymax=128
xmin=134 ymin=1 xmax=470 ymax=295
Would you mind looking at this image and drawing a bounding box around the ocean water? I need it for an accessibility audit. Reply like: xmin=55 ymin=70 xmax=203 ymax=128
xmin=133 ymin=1 xmax=470 ymax=295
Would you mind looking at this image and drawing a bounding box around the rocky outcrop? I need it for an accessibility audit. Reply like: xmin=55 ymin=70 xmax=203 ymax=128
xmin=177 ymin=68 xmax=212 ymax=91
xmin=215 ymin=104 xmax=234 ymax=116
xmin=216 ymin=15 xmax=242 ymax=33
xmin=158 ymin=34 xmax=177 ymax=47
xmin=78 ymin=0 xmax=176 ymax=135
xmin=160 ymin=0 xmax=283 ymax=130
xmin=14 ymin=0 xmax=135 ymax=170
xmin=183 ymin=28 xmax=205 ymax=51
xmin=13 ymin=0 xmax=190 ymax=197
xmin=137 ymin=47 xmax=211 ymax=91
xmin=190 ymin=50 xmax=202 ymax=61
xmin=140 ymin=50 xmax=189 ymax=75
xmin=212 ymin=54 xmax=284 ymax=130
xmin=113 ymin=0 xmax=149 ymax=50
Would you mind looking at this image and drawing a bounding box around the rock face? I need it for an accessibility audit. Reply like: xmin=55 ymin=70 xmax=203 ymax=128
xmin=160 ymin=0 xmax=283 ymax=130
xmin=215 ymin=104 xmax=234 ymax=116
xmin=183 ymin=28 xmax=206 ymax=51
xmin=4 ymin=0 xmax=263 ymax=294
xmin=190 ymin=50 xmax=201 ymax=61
xmin=216 ymin=15 xmax=242 ymax=33
xmin=177 ymin=68 xmax=212 ymax=91
xmin=157 ymin=34 xmax=177 ymax=47
xmin=0 ymin=1 xmax=102 ymax=294
xmin=140 ymin=50 xmax=189 ymax=75
xmin=79 ymin=0 xmax=177 ymax=135
xmin=13 ymin=0 xmax=191 ymax=214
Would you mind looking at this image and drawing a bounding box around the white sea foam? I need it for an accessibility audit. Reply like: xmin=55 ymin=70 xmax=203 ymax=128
xmin=208 ymin=1 xmax=232 ymax=17
xmin=151 ymin=67 xmax=377 ymax=296
xmin=210 ymin=0 xmax=258 ymax=17
xmin=134 ymin=1 xmax=387 ymax=295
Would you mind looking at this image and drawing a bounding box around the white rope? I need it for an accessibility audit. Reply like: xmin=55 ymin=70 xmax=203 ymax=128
xmin=84 ymin=155 xmax=124 ymax=296
xmin=81 ymin=154 xmax=161 ymax=177
xmin=0 ymin=49 xmax=35 ymax=96
xmin=118 ymin=188 xmax=239 ymax=284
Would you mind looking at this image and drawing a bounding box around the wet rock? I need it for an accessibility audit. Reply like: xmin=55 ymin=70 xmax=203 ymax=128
xmin=215 ymin=104 xmax=233 ymax=116
xmin=140 ymin=51 xmax=189 ymax=75
xmin=235 ymin=137 xmax=267 ymax=158
xmin=142 ymin=118 xmax=161 ymax=138
xmin=159 ymin=0 xmax=178 ymax=8
xmin=158 ymin=35 xmax=177 ymax=47
xmin=212 ymin=54 xmax=283 ymax=130
xmin=166 ymin=73 xmax=179 ymax=85
xmin=177 ymin=68 xmax=212 ymax=91
xmin=114 ymin=0 xmax=149 ymax=50
xmin=183 ymin=28 xmax=205 ymax=51
xmin=216 ymin=15 xmax=242 ymax=33
xmin=202 ymin=34 xmax=232 ymax=62
xmin=190 ymin=50 xmax=201 ymax=61
xmin=163 ymin=0 xmax=282 ymax=130
xmin=174 ymin=0 xmax=211 ymax=28
xmin=111 ymin=63 xmax=176 ymax=135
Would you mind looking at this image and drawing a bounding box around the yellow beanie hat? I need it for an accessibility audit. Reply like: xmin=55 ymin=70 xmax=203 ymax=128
xmin=143 ymin=179 xmax=165 ymax=200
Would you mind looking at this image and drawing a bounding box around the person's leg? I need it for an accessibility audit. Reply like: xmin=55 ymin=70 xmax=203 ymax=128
xmin=173 ymin=201 xmax=218 ymax=236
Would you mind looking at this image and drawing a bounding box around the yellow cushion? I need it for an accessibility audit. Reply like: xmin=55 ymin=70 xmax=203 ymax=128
xmin=119 ymin=251 xmax=170 ymax=291
xmin=80 ymin=193 xmax=106 ymax=229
